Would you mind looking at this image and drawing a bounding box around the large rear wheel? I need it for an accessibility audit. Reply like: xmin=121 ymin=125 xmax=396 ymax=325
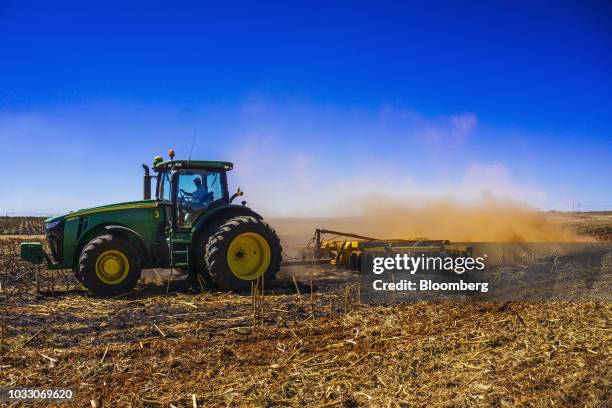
xmin=78 ymin=234 xmax=142 ymax=296
xmin=204 ymin=216 xmax=281 ymax=291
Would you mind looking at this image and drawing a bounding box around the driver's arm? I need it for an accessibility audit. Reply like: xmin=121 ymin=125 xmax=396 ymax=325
xmin=190 ymin=187 xmax=207 ymax=203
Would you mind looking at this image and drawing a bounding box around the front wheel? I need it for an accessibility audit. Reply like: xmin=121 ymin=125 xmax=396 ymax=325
xmin=78 ymin=234 xmax=142 ymax=296
xmin=205 ymin=216 xmax=282 ymax=291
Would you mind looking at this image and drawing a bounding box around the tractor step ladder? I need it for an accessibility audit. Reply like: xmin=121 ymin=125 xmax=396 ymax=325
xmin=169 ymin=233 xmax=191 ymax=267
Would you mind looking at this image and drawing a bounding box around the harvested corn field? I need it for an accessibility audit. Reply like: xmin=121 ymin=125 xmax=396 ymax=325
xmin=2 ymin=297 xmax=610 ymax=407
xmin=0 ymin=214 xmax=611 ymax=407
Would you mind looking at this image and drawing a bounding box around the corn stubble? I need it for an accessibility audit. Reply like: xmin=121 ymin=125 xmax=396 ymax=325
xmin=0 ymin=215 xmax=610 ymax=407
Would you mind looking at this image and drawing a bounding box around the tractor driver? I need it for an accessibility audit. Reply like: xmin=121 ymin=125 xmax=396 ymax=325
xmin=178 ymin=174 xmax=215 ymax=226
xmin=183 ymin=176 xmax=211 ymax=205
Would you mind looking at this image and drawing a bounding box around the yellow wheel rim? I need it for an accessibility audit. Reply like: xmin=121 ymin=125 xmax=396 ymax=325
xmin=227 ymin=232 xmax=271 ymax=280
xmin=95 ymin=250 xmax=130 ymax=284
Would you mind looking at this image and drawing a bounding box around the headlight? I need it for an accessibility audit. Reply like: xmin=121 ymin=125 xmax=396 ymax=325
xmin=46 ymin=220 xmax=62 ymax=230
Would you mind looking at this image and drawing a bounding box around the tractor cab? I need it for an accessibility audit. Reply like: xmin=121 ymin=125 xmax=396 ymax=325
xmin=149 ymin=156 xmax=234 ymax=230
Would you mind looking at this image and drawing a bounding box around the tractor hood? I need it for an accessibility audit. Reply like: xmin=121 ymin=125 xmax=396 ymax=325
xmin=44 ymin=199 xmax=159 ymax=223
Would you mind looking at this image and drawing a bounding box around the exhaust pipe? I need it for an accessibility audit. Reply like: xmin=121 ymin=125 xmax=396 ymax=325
xmin=142 ymin=164 xmax=151 ymax=200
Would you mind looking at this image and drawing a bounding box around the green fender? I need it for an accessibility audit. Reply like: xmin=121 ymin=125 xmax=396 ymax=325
xmin=190 ymin=204 xmax=263 ymax=236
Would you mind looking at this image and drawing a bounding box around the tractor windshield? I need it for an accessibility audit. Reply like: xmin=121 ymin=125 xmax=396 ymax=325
xmin=177 ymin=170 xmax=224 ymax=227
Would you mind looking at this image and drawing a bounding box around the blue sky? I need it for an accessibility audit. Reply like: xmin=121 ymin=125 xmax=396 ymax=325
xmin=1 ymin=1 xmax=611 ymax=215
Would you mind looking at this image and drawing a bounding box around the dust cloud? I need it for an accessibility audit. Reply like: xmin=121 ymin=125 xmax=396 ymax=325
xmin=348 ymin=195 xmax=587 ymax=243
xmin=270 ymin=195 xmax=589 ymax=257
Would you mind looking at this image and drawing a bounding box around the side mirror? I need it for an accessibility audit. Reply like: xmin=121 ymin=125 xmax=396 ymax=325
xmin=229 ymin=187 xmax=244 ymax=203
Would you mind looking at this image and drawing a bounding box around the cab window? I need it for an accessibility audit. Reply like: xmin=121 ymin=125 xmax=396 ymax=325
xmin=177 ymin=170 xmax=223 ymax=227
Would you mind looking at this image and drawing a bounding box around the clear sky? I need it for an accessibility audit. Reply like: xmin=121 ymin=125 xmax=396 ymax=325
xmin=1 ymin=1 xmax=611 ymax=216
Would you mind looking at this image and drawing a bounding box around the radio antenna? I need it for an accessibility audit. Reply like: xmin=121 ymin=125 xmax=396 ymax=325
xmin=188 ymin=128 xmax=198 ymax=163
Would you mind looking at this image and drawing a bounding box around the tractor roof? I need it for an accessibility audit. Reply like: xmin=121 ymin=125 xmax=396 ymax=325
xmin=154 ymin=160 xmax=234 ymax=172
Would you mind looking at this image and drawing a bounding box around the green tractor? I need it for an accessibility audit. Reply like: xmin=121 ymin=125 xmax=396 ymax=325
xmin=20 ymin=151 xmax=282 ymax=295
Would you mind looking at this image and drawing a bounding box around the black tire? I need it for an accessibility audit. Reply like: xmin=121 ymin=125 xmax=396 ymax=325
xmin=193 ymin=218 xmax=226 ymax=285
xmin=204 ymin=216 xmax=282 ymax=292
xmin=78 ymin=234 xmax=142 ymax=296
